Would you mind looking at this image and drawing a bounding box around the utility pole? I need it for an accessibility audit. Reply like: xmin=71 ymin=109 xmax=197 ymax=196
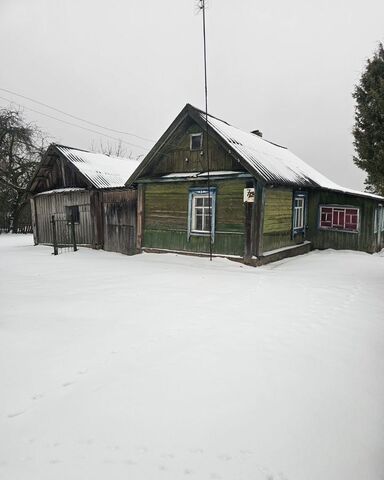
xmin=198 ymin=0 xmax=212 ymax=261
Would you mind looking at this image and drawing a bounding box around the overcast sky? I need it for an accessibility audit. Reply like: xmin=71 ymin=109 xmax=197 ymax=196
xmin=0 ymin=0 xmax=383 ymax=190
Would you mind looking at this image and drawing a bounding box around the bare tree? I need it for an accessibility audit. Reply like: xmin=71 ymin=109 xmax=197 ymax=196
xmin=90 ymin=138 xmax=144 ymax=161
xmin=0 ymin=108 xmax=47 ymax=231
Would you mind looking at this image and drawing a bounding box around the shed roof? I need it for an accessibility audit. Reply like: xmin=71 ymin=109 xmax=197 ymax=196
xmin=55 ymin=145 xmax=140 ymax=189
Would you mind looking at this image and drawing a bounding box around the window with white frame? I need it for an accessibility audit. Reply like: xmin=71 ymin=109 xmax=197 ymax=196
xmin=293 ymin=196 xmax=305 ymax=231
xmin=189 ymin=188 xmax=216 ymax=236
xmin=319 ymin=205 xmax=359 ymax=232
xmin=190 ymin=133 xmax=203 ymax=151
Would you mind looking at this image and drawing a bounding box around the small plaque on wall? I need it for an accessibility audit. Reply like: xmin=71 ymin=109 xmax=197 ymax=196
xmin=243 ymin=188 xmax=255 ymax=203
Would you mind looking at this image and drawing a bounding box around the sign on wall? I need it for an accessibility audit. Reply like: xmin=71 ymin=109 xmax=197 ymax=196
xmin=243 ymin=188 xmax=255 ymax=203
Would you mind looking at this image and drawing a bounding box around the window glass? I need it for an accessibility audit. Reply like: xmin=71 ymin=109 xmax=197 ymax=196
xmin=189 ymin=189 xmax=215 ymax=236
xmin=190 ymin=133 xmax=203 ymax=150
xmin=65 ymin=205 xmax=80 ymax=224
xmin=293 ymin=196 xmax=305 ymax=230
xmin=319 ymin=206 xmax=358 ymax=232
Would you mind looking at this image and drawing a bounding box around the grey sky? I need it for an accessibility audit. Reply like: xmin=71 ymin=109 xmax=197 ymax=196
xmin=0 ymin=0 xmax=383 ymax=190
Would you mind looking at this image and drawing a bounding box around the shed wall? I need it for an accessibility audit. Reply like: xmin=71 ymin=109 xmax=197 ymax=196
xmin=102 ymin=189 xmax=137 ymax=255
xmin=34 ymin=191 xmax=93 ymax=245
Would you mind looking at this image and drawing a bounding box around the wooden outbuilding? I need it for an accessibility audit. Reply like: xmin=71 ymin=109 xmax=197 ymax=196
xmin=126 ymin=104 xmax=384 ymax=264
xmin=29 ymin=144 xmax=139 ymax=255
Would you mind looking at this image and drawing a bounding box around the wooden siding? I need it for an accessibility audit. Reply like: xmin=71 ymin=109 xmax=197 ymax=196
xmin=146 ymin=118 xmax=245 ymax=177
xmin=34 ymin=191 xmax=93 ymax=245
xmin=307 ymin=190 xmax=380 ymax=253
xmin=142 ymin=179 xmax=247 ymax=256
xmin=262 ymin=187 xmax=295 ymax=252
xmin=102 ymin=190 xmax=137 ymax=255
xmin=33 ymin=155 xmax=88 ymax=194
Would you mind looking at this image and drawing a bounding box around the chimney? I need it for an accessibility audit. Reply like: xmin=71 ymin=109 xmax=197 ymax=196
xmin=251 ymin=129 xmax=263 ymax=137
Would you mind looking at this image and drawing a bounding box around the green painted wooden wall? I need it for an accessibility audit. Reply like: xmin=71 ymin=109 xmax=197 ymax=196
xmin=143 ymin=179 xmax=247 ymax=256
xmin=307 ymin=190 xmax=379 ymax=253
xmin=262 ymin=187 xmax=296 ymax=252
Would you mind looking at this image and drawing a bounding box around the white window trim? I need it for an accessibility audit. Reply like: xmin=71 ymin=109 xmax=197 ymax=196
xmin=190 ymin=133 xmax=203 ymax=151
xmin=188 ymin=188 xmax=216 ymax=240
xmin=319 ymin=205 xmax=360 ymax=233
xmin=191 ymin=194 xmax=211 ymax=233
xmin=293 ymin=196 xmax=305 ymax=230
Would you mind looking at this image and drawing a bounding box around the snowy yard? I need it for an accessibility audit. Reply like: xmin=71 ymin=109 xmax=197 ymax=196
xmin=1 ymin=235 xmax=384 ymax=480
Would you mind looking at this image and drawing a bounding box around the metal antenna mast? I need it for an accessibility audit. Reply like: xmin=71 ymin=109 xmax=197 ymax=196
xmin=198 ymin=0 xmax=212 ymax=261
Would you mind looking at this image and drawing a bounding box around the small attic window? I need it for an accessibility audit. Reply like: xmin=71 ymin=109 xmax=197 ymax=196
xmin=190 ymin=133 xmax=203 ymax=151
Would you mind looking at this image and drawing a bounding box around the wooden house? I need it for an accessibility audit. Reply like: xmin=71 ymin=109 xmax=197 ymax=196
xmin=29 ymin=144 xmax=139 ymax=255
xmin=126 ymin=104 xmax=384 ymax=264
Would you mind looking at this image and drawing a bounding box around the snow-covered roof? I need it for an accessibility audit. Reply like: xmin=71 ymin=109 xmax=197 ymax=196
xmin=35 ymin=188 xmax=87 ymax=196
xmin=159 ymin=171 xmax=249 ymax=179
xmin=55 ymin=145 xmax=140 ymax=189
xmin=197 ymin=111 xmax=383 ymax=200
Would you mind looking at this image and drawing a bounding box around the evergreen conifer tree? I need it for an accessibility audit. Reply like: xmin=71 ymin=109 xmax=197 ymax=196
xmin=353 ymin=43 xmax=384 ymax=195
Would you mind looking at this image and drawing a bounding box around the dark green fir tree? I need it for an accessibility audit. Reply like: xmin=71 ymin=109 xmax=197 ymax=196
xmin=353 ymin=43 xmax=384 ymax=195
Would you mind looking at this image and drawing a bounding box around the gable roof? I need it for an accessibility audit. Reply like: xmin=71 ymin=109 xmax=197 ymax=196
xmin=126 ymin=104 xmax=383 ymax=200
xmin=54 ymin=144 xmax=140 ymax=189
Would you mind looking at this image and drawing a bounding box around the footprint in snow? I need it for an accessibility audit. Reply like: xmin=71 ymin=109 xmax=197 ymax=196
xmin=189 ymin=448 xmax=204 ymax=454
xmin=161 ymin=453 xmax=175 ymax=459
xmin=240 ymin=449 xmax=254 ymax=455
xmin=62 ymin=381 xmax=74 ymax=387
xmin=32 ymin=393 xmax=43 ymax=400
xmin=218 ymin=454 xmax=231 ymax=461
xmin=7 ymin=410 xmax=25 ymax=418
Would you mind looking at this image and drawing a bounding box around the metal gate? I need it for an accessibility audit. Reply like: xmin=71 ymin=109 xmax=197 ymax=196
xmin=50 ymin=215 xmax=78 ymax=255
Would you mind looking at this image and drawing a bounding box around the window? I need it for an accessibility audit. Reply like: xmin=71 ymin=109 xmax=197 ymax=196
xmin=188 ymin=188 xmax=216 ymax=238
xmin=375 ymin=206 xmax=384 ymax=233
xmin=65 ymin=205 xmax=80 ymax=224
xmin=190 ymin=133 xmax=203 ymax=151
xmin=319 ymin=206 xmax=359 ymax=232
xmin=293 ymin=195 xmax=305 ymax=231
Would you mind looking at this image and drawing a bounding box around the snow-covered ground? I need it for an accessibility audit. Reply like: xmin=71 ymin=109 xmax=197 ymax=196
xmin=1 ymin=235 xmax=384 ymax=480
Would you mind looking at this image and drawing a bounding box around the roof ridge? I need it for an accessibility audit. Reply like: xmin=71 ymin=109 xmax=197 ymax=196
xmin=53 ymin=143 xmax=91 ymax=153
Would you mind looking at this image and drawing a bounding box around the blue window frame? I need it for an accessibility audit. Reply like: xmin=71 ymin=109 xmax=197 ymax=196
xmin=188 ymin=187 xmax=216 ymax=241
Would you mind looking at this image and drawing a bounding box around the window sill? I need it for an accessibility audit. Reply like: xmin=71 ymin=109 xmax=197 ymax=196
xmin=190 ymin=231 xmax=212 ymax=236
xmin=319 ymin=227 xmax=359 ymax=234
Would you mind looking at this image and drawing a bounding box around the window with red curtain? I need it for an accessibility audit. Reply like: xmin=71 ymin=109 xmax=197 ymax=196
xmin=319 ymin=206 xmax=359 ymax=232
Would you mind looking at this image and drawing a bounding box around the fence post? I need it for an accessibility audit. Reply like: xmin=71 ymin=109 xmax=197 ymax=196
xmin=70 ymin=214 xmax=78 ymax=252
xmin=51 ymin=215 xmax=58 ymax=256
